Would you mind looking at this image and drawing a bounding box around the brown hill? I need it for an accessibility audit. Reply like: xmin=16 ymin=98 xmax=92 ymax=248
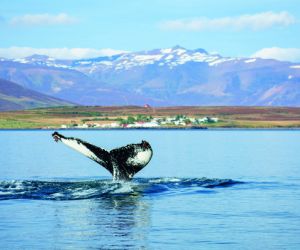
xmin=0 ymin=78 xmax=74 ymax=111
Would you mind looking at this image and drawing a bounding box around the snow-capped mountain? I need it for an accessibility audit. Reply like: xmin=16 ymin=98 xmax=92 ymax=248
xmin=6 ymin=46 xmax=274 ymax=71
xmin=1 ymin=46 xmax=300 ymax=106
xmin=74 ymin=46 xmax=219 ymax=71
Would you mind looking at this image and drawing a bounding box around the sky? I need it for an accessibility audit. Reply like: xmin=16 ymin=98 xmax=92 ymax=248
xmin=0 ymin=0 xmax=300 ymax=61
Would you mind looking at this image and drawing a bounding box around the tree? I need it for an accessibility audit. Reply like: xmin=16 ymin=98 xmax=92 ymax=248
xmin=127 ymin=116 xmax=136 ymax=124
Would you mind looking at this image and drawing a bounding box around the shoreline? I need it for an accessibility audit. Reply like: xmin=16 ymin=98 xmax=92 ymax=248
xmin=1 ymin=106 xmax=300 ymax=130
xmin=1 ymin=127 xmax=300 ymax=131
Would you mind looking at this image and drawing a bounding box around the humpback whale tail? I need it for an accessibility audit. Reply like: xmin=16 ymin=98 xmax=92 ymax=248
xmin=52 ymin=132 xmax=153 ymax=181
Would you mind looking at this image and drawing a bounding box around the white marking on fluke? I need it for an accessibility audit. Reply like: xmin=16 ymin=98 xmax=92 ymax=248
xmin=52 ymin=132 xmax=153 ymax=181
xmin=61 ymin=138 xmax=99 ymax=162
xmin=127 ymin=149 xmax=152 ymax=166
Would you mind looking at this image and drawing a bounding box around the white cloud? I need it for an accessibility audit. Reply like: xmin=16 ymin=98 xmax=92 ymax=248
xmin=10 ymin=13 xmax=77 ymax=26
xmin=0 ymin=47 xmax=128 ymax=59
xmin=160 ymin=11 xmax=296 ymax=31
xmin=252 ymin=47 xmax=300 ymax=62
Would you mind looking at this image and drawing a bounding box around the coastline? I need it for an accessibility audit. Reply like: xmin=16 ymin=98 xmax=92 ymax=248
xmin=1 ymin=127 xmax=300 ymax=131
xmin=1 ymin=106 xmax=300 ymax=130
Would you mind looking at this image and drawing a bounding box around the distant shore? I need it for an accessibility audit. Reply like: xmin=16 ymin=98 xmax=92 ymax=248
xmin=2 ymin=127 xmax=300 ymax=132
xmin=0 ymin=106 xmax=300 ymax=129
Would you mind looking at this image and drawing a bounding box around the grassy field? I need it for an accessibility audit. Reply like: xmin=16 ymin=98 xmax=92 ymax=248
xmin=0 ymin=106 xmax=300 ymax=129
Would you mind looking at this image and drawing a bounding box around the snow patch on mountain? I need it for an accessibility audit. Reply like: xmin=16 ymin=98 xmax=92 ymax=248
xmin=1 ymin=46 xmax=300 ymax=107
xmin=3 ymin=47 xmax=245 ymax=71
xmin=209 ymin=57 xmax=237 ymax=66
xmin=244 ymin=58 xmax=257 ymax=63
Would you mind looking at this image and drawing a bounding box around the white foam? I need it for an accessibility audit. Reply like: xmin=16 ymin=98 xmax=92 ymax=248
xmin=0 ymin=191 xmax=15 ymax=195
xmin=150 ymin=177 xmax=181 ymax=183
xmin=112 ymin=182 xmax=134 ymax=194
xmin=50 ymin=192 xmax=65 ymax=198
xmin=71 ymin=188 xmax=99 ymax=197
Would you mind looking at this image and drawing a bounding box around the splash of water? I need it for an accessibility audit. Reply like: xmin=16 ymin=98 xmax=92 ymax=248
xmin=0 ymin=178 xmax=242 ymax=201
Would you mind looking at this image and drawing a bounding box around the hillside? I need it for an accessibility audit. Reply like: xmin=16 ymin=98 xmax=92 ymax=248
xmin=0 ymin=47 xmax=300 ymax=106
xmin=0 ymin=106 xmax=300 ymax=129
xmin=0 ymin=78 xmax=73 ymax=111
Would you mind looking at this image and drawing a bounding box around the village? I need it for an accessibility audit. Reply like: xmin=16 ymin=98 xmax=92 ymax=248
xmin=60 ymin=114 xmax=219 ymax=129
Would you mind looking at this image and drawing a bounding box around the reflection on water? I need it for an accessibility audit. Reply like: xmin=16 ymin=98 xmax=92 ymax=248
xmin=101 ymin=195 xmax=151 ymax=249
xmin=50 ymin=195 xmax=151 ymax=249
xmin=0 ymin=178 xmax=240 ymax=248
xmin=1 ymin=130 xmax=300 ymax=249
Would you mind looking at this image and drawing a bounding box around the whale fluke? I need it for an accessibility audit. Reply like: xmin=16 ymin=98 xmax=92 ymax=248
xmin=52 ymin=132 xmax=153 ymax=181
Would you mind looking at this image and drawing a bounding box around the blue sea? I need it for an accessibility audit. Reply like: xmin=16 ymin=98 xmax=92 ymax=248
xmin=0 ymin=130 xmax=300 ymax=249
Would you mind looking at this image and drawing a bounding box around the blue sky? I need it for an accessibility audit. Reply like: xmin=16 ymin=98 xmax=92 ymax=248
xmin=1 ymin=0 xmax=299 ymax=60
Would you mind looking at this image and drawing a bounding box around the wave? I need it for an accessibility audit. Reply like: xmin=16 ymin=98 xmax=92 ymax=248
xmin=0 ymin=178 xmax=242 ymax=201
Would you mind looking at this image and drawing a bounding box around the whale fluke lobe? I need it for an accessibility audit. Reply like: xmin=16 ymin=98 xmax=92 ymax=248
xmin=52 ymin=132 xmax=153 ymax=181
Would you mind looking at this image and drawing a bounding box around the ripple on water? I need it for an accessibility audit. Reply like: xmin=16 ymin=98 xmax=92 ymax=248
xmin=0 ymin=178 xmax=243 ymax=201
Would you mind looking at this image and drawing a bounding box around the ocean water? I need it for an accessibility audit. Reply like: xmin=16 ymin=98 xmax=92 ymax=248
xmin=0 ymin=130 xmax=300 ymax=249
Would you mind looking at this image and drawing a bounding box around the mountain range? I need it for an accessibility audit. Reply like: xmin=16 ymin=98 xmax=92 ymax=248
xmin=0 ymin=78 xmax=73 ymax=111
xmin=0 ymin=46 xmax=300 ymax=108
